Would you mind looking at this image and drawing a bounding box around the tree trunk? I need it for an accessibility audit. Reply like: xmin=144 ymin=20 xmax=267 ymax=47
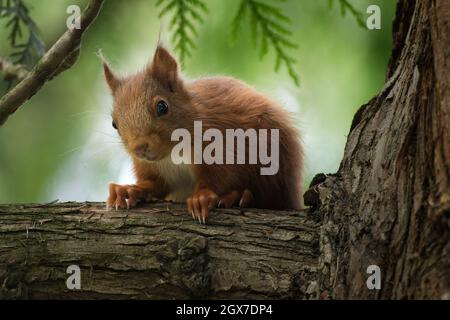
xmin=305 ymin=0 xmax=449 ymax=299
xmin=0 ymin=202 xmax=319 ymax=299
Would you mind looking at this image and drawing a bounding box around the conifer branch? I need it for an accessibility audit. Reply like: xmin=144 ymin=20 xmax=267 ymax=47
xmin=329 ymin=0 xmax=365 ymax=27
xmin=156 ymin=0 xmax=208 ymax=65
xmin=231 ymin=0 xmax=300 ymax=86
xmin=0 ymin=0 xmax=46 ymax=67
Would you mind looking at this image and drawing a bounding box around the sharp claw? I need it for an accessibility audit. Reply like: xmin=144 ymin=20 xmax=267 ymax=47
xmin=217 ymin=200 xmax=222 ymax=208
xmin=115 ymin=204 xmax=118 ymax=211
xmin=126 ymin=201 xmax=130 ymax=210
xmin=202 ymin=217 xmax=206 ymax=224
xmin=191 ymin=211 xmax=195 ymax=219
xmin=239 ymin=198 xmax=243 ymax=208
xmin=198 ymin=216 xmax=202 ymax=224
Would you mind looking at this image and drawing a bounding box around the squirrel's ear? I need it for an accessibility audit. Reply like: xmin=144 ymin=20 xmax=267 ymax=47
xmin=149 ymin=46 xmax=180 ymax=92
xmin=102 ymin=62 xmax=121 ymax=93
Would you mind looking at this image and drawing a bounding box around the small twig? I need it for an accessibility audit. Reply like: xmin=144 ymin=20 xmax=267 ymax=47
xmin=0 ymin=0 xmax=105 ymax=126
xmin=33 ymin=199 xmax=60 ymax=208
xmin=0 ymin=56 xmax=28 ymax=82
xmin=86 ymin=212 xmax=96 ymax=220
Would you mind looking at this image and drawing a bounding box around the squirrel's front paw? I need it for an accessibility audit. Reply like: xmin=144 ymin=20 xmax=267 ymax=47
xmin=106 ymin=183 xmax=151 ymax=210
xmin=218 ymin=189 xmax=253 ymax=209
xmin=186 ymin=189 xmax=218 ymax=224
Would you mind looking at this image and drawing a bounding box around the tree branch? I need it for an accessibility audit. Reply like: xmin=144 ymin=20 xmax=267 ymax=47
xmin=0 ymin=201 xmax=319 ymax=299
xmin=0 ymin=0 xmax=105 ymax=127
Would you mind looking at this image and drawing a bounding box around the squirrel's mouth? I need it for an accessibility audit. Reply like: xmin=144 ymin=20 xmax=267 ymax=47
xmin=134 ymin=153 xmax=161 ymax=163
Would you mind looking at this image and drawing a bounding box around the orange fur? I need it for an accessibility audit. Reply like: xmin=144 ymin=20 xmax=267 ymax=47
xmin=104 ymin=46 xmax=303 ymax=222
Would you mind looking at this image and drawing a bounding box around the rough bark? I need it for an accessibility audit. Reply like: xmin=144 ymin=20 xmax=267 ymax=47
xmin=306 ymin=0 xmax=450 ymax=299
xmin=0 ymin=202 xmax=319 ymax=299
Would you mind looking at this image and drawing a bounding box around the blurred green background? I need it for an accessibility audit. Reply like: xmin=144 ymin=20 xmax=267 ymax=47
xmin=0 ymin=0 xmax=395 ymax=203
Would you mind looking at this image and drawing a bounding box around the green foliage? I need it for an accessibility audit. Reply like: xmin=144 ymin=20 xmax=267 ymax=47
xmin=231 ymin=0 xmax=299 ymax=86
xmin=0 ymin=0 xmax=45 ymax=67
xmin=0 ymin=0 xmax=365 ymax=87
xmin=156 ymin=0 xmax=208 ymax=65
xmin=155 ymin=0 xmax=365 ymax=86
xmin=157 ymin=0 xmax=300 ymax=86
xmin=329 ymin=0 xmax=365 ymax=27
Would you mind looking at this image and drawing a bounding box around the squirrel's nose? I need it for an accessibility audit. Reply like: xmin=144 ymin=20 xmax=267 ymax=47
xmin=133 ymin=143 xmax=149 ymax=159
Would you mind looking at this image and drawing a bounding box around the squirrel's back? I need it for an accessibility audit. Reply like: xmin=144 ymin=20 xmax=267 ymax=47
xmin=188 ymin=76 xmax=304 ymax=209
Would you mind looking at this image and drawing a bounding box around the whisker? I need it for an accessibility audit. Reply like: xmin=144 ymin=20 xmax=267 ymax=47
xmin=69 ymin=111 xmax=112 ymax=119
xmin=58 ymin=141 xmax=123 ymax=157
xmin=94 ymin=130 xmax=121 ymax=140
xmin=80 ymin=145 xmax=128 ymax=161
xmin=58 ymin=146 xmax=85 ymax=157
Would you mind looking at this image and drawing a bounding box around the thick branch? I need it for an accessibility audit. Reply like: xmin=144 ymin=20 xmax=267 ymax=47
xmin=0 ymin=202 xmax=319 ymax=299
xmin=0 ymin=0 xmax=104 ymax=126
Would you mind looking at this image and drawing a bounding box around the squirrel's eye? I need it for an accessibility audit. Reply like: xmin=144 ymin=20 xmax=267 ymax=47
xmin=112 ymin=121 xmax=118 ymax=130
xmin=156 ymin=100 xmax=169 ymax=116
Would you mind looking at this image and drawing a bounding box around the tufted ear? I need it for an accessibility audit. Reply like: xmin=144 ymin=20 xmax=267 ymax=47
xmin=149 ymin=46 xmax=180 ymax=92
xmin=102 ymin=61 xmax=121 ymax=93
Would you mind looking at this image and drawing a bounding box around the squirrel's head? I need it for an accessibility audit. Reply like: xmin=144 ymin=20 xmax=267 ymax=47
xmin=103 ymin=46 xmax=193 ymax=162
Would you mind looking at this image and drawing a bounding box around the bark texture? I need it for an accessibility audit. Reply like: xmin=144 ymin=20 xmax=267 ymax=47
xmin=0 ymin=202 xmax=319 ymax=299
xmin=305 ymin=0 xmax=450 ymax=299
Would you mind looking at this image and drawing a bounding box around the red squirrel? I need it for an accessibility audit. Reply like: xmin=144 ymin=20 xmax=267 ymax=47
xmin=103 ymin=45 xmax=303 ymax=223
